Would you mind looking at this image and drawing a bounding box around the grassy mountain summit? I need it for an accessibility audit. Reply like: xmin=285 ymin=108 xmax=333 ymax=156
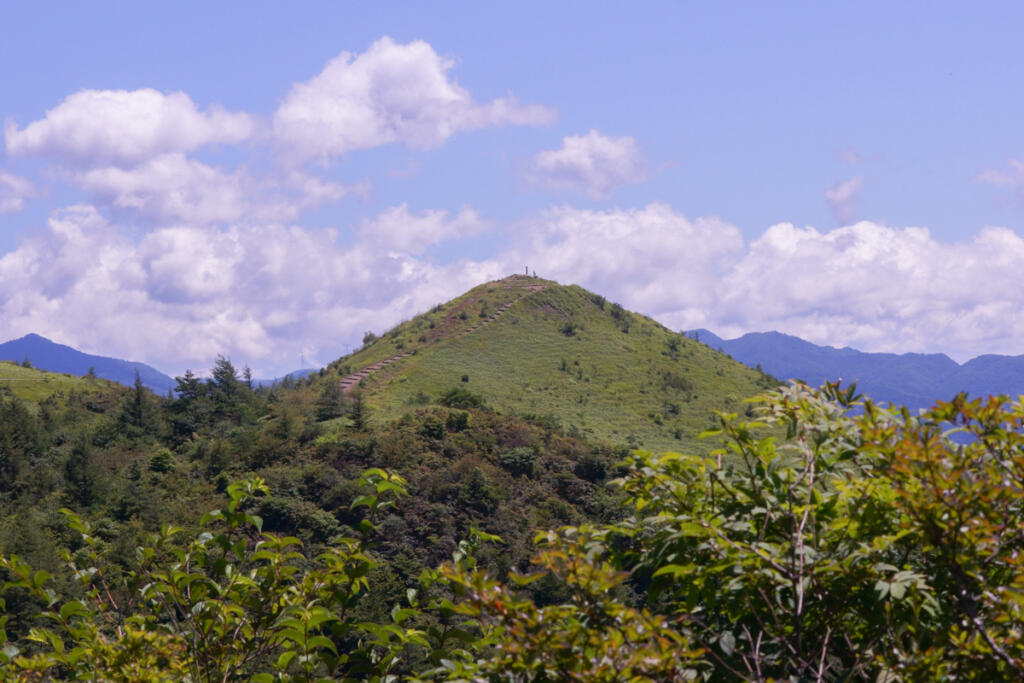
xmin=324 ymin=275 xmax=773 ymax=453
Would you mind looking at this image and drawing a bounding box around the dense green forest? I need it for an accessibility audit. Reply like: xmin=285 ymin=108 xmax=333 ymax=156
xmin=2 ymin=366 xmax=1022 ymax=679
xmin=1 ymin=279 xmax=1022 ymax=679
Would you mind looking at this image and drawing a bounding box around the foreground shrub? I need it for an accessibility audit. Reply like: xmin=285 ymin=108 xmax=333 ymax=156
xmin=2 ymin=383 xmax=1023 ymax=680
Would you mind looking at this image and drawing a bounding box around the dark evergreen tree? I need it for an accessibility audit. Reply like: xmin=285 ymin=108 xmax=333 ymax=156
xmin=314 ymin=381 xmax=345 ymax=421
xmin=211 ymin=355 xmax=240 ymax=400
xmin=348 ymin=390 xmax=367 ymax=430
xmin=0 ymin=396 xmax=41 ymax=491
xmin=209 ymin=356 xmax=248 ymax=425
xmin=174 ymin=369 xmax=203 ymax=402
xmin=63 ymin=436 xmax=97 ymax=508
xmin=121 ymin=370 xmax=148 ymax=430
xmin=169 ymin=370 xmax=207 ymax=444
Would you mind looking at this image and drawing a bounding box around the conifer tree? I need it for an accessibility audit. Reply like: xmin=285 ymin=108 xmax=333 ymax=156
xmin=314 ymin=381 xmax=345 ymax=421
xmin=348 ymin=389 xmax=367 ymax=430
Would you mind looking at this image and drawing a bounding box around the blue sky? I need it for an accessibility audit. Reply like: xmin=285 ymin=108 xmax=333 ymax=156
xmin=3 ymin=2 xmax=1024 ymax=375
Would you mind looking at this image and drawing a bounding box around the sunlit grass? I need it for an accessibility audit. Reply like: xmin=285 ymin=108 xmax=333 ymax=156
xmin=318 ymin=277 xmax=773 ymax=453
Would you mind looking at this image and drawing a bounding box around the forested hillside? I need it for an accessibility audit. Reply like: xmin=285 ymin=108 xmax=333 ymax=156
xmin=2 ymin=375 xmax=1022 ymax=680
xmin=0 ymin=278 xmax=1021 ymax=679
xmin=0 ymin=277 xmax=768 ymax=616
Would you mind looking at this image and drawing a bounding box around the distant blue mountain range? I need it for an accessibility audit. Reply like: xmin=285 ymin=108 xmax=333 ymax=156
xmin=690 ymin=329 xmax=1024 ymax=410
xmin=7 ymin=329 xmax=1019 ymax=409
xmin=0 ymin=333 xmax=177 ymax=393
xmin=0 ymin=334 xmax=317 ymax=394
xmin=254 ymin=370 xmax=318 ymax=388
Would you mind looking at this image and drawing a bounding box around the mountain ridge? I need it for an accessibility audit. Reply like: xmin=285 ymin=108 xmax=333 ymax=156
xmin=0 ymin=333 xmax=315 ymax=394
xmin=691 ymin=328 xmax=1024 ymax=408
xmin=0 ymin=333 xmax=177 ymax=394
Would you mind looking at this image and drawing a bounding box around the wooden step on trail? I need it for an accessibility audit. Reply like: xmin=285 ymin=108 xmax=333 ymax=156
xmin=338 ymin=352 xmax=411 ymax=394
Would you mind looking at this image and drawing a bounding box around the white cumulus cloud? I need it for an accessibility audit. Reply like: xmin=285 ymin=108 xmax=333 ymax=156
xmin=0 ymin=204 xmax=503 ymax=376
xmin=507 ymin=203 xmax=742 ymax=316
xmin=532 ymin=130 xmax=647 ymax=198
xmin=4 ymin=198 xmax=1024 ymax=376
xmin=504 ymin=205 xmax=1024 ymax=362
xmin=358 ymin=203 xmax=487 ymax=254
xmin=715 ymin=221 xmax=1024 ymax=359
xmin=0 ymin=172 xmax=34 ymax=213
xmin=4 ymin=88 xmax=255 ymax=166
xmin=273 ymin=36 xmax=556 ymax=164
xmin=73 ymin=154 xmax=360 ymax=225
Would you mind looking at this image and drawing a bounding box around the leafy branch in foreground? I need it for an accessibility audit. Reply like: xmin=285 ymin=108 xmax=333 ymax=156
xmin=2 ymin=383 xmax=1024 ymax=681
xmin=0 ymin=470 xmax=424 ymax=682
xmin=600 ymin=383 xmax=1024 ymax=680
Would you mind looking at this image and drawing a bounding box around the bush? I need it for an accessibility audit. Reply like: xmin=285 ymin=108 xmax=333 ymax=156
xmin=148 ymin=450 xmax=173 ymax=473
xmin=572 ymin=452 xmax=607 ymax=482
xmin=257 ymin=495 xmax=341 ymax=543
xmin=457 ymin=467 xmax=502 ymax=514
xmin=445 ymin=410 xmax=470 ymax=432
xmin=440 ymin=387 xmax=485 ymax=410
xmin=420 ymin=415 xmax=445 ymax=440
xmin=498 ymin=447 xmax=536 ymax=477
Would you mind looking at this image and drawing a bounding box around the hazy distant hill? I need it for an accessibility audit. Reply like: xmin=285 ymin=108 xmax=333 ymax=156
xmin=0 ymin=333 xmax=176 ymax=394
xmin=691 ymin=329 xmax=1024 ymax=409
xmin=254 ymin=369 xmax=318 ymax=387
xmin=0 ymin=334 xmax=320 ymax=394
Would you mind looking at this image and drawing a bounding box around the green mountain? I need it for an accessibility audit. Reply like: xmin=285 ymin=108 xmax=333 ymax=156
xmin=320 ymin=275 xmax=773 ymax=453
xmin=0 ymin=277 xmax=784 ymax=678
xmin=0 ymin=333 xmax=177 ymax=394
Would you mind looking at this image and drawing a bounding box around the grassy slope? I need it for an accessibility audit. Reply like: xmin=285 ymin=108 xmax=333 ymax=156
xmin=323 ymin=277 xmax=772 ymax=454
xmin=0 ymin=360 xmax=118 ymax=407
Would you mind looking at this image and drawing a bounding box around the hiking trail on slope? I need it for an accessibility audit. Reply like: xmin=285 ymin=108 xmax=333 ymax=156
xmin=338 ymin=275 xmax=549 ymax=394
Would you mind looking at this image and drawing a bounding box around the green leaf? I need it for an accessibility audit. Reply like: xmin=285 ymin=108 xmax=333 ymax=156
xmin=276 ymin=650 xmax=297 ymax=670
xmin=200 ymin=510 xmax=225 ymax=527
xmin=32 ymin=570 xmax=52 ymax=589
xmin=719 ymin=631 xmax=736 ymax=656
xmin=307 ymin=635 xmax=337 ymax=653
xmin=350 ymin=495 xmax=376 ymax=510
xmin=391 ymin=607 xmax=418 ymax=624
xmin=652 ymin=564 xmax=694 ymax=580
xmin=59 ymin=601 xmax=88 ymax=621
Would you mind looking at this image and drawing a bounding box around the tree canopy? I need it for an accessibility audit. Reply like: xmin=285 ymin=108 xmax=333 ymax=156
xmin=1 ymin=382 xmax=1023 ymax=680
